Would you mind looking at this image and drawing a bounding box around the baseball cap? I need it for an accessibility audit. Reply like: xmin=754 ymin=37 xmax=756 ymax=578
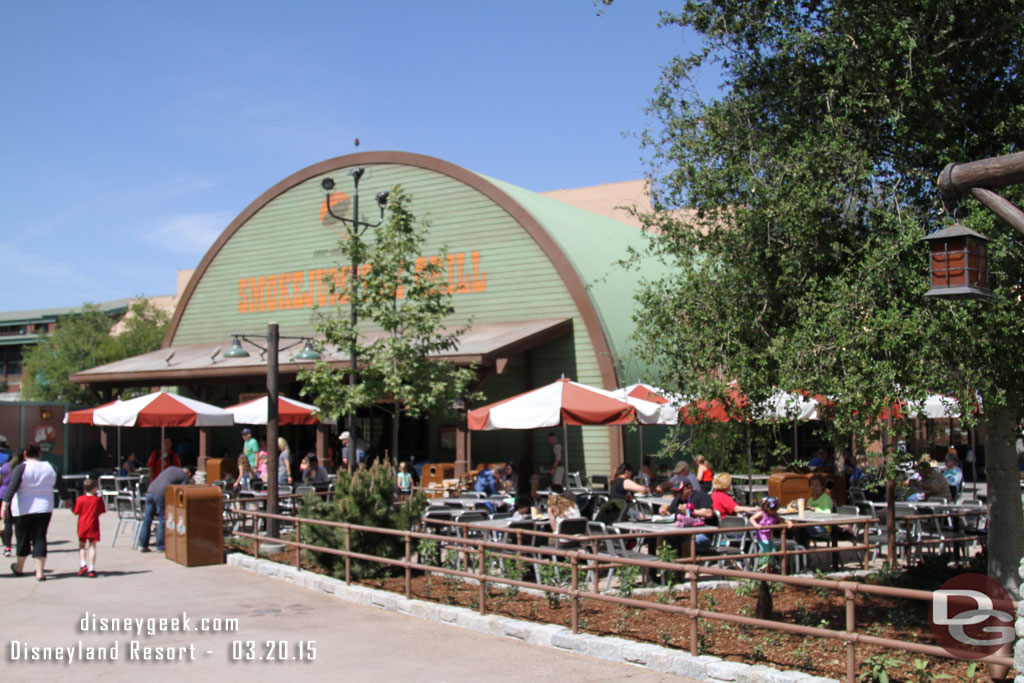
xmin=671 ymin=480 xmax=693 ymax=492
xmin=339 ymin=431 xmax=350 ymax=441
xmin=241 ymin=427 xmax=252 ymax=435
xmin=673 ymin=460 xmax=687 ymax=473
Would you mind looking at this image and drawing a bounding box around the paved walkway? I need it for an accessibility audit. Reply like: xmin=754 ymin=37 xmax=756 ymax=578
xmin=3 ymin=509 xmax=687 ymax=682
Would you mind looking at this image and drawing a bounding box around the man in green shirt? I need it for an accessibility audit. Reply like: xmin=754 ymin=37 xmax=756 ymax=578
xmin=241 ymin=428 xmax=259 ymax=468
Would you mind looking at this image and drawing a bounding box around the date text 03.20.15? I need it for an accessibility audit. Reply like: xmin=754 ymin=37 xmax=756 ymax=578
xmin=230 ymin=640 xmax=316 ymax=662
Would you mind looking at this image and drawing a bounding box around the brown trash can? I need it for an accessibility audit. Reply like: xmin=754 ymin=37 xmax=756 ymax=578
xmin=205 ymin=457 xmax=237 ymax=485
xmin=164 ymin=484 xmax=224 ymax=567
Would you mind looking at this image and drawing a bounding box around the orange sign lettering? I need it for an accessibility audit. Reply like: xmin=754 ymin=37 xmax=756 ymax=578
xmin=237 ymin=251 xmax=486 ymax=315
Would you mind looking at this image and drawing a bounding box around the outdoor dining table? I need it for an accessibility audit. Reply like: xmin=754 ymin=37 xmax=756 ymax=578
xmin=632 ymin=495 xmax=674 ymax=514
xmin=781 ymin=510 xmax=874 ymax=570
xmin=893 ymin=500 xmax=988 ymax=559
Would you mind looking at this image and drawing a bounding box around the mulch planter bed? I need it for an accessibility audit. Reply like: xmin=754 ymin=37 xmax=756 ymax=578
xmin=227 ymin=538 xmax=1012 ymax=682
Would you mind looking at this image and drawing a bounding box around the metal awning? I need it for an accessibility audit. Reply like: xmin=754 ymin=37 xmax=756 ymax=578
xmin=70 ymin=318 xmax=573 ymax=389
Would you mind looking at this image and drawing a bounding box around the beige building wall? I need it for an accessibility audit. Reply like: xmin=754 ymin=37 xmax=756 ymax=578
xmin=541 ymin=179 xmax=693 ymax=230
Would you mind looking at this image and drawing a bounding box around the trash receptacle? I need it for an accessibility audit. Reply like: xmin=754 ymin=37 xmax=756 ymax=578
xmin=164 ymin=485 xmax=180 ymax=563
xmin=165 ymin=484 xmax=224 ymax=567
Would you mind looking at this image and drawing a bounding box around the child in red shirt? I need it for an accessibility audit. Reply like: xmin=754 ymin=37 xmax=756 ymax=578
xmin=73 ymin=479 xmax=105 ymax=578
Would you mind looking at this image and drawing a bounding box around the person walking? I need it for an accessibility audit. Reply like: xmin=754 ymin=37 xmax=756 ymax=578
xmin=0 ymin=440 xmax=16 ymax=557
xmin=73 ymin=478 xmax=105 ymax=577
xmin=241 ymin=428 xmax=259 ymax=468
xmin=1 ymin=444 xmax=68 ymax=580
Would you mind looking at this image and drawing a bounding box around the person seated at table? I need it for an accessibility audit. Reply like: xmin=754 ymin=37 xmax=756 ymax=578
xmin=654 ymin=463 xmax=670 ymax=489
xmin=656 ymin=461 xmax=698 ymax=493
xmin=905 ymin=459 xmax=951 ymax=502
xmin=474 ymin=465 xmax=505 ymax=496
xmin=233 ymin=455 xmax=256 ymax=492
xmin=695 ymin=455 xmax=714 ymax=493
xmin=302 ymin=455 xmax=329 ymax=485
xmin=710 ymin=472 xmax=758 ymax=517
xmin=942 ymin=451 xmax=963 ymax=499
xmin=120 ymin=452 xmax=140 ymax=477
xmin=806 ymin=474 xmax=834 ymax=512
xmin=147 ymin=438 xmax=181 ymax=478
xmin=807 ymin=449 xmax=837 ymax=473
xmin=547 ymin=484 xmax=581 ymax=528
xmin=657 ymin=480 xmax=716 ymax=553
xmin=634 ymin=456 xmax=656 ymax=488
xmin=609 ymin=463 xmax=649 ymax=502
xmin=787 ymin=474 xmax=834 ymax=547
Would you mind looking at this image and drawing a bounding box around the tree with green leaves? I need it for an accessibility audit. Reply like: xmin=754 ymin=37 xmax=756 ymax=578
xmin=299 ymin=186 xmax=478 ymax=464
xmin=22 ymin=299 xmax=169 ymax=405
xmin=630 ymin=0 xmax=1024 ymax=589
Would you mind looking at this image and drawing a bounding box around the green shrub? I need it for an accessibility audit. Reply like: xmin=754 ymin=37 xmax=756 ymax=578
xmin=300 ymin=461 xmax=426 ymax=579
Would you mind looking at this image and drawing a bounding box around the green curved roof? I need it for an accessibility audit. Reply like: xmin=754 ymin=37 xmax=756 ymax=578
xmin=482 ymin=175 xmax=663 ymax=379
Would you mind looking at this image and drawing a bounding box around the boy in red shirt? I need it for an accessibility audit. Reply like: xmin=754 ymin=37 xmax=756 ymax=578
xmin=73 ymin=479 xmax=105 ymax=577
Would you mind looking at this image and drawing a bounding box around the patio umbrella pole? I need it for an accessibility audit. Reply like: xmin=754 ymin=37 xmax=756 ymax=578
xmin=562 ymin=422 xmax=569 ymax=475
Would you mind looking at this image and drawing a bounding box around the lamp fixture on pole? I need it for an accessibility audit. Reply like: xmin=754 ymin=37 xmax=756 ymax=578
xmin=321 ymin=167 xmax=390 ymax=473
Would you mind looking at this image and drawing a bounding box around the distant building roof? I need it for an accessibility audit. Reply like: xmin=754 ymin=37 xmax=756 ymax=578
xmin=0 ymin=298 xmax=137 ymax=325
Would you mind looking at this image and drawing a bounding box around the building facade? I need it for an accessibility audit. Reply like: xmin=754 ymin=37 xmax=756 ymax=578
xmin=72 ymin=152 xmax=669 ymax=475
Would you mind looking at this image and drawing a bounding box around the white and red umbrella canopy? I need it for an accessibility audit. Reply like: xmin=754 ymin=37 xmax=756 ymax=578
xmin=226 ymin=395 xmax=324 ymax=426
xmin=93 ymin=391 xmax=234 ymax=428
xmin=468 ymin=378 xmax=637 ymax=431
xmin=63 ymin=400 xmax=121 ymax=425
xmin=758 ymin=390 xmax=823 ymax=422
xmin=616 ymin=383 xmax=680 ymax=425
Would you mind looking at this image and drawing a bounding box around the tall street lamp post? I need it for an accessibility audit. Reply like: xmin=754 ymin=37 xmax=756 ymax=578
xmin=223 ymin=324 xmax=320 ymax=537
xmin=321 ymin=167 xmax=389 ymax=473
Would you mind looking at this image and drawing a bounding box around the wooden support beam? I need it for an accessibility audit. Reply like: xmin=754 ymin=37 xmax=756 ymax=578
xmin=969 ymin=187 xmax=1024 ymax=239
xmin=939 ymin=151 xmax=1024 ymax=201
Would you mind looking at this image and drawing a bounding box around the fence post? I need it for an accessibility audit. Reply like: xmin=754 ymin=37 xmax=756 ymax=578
xmin=294 ymin=519 xmax=301 ymax=570
xmin=689 ymin=567 xmax=699 ymax=655
xmin=477 ymin=541 xmax=486 ymax=616
xmin=571 ymin=552 xmax=579 ymax=634
xmin=592 ymin=539 xmax=600 ymax=594
xmin=344 ymin=525 xmax=351 ymax=584
xmin=780 ymin=527 xmax=789 ymax=576
xmin=405 ymin=532 xmax=412 ymax=599
xmin=862 ymin=520 xmax=870 ymax=570
xmin=845 ymin=586 xmax=857 ymax=683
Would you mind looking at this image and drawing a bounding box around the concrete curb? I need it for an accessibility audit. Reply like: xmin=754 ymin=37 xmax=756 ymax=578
xmin=227 ymin=553 xmax=836 ymax=682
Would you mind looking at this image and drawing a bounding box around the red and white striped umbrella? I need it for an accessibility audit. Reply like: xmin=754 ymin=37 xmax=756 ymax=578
xmin=63 ymin=400 xmax=121 ymax=425
xmin=226 ymin=395 xmax=325 ymax=426
xmin=93 ymin=391 xmax=234 ymax=427
xmin=468 ymin=378 xmax=637 ymax=431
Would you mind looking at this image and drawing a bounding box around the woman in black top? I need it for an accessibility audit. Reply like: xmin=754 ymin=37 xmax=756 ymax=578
xmin=609 ymin=463 xmax=649 ymax=501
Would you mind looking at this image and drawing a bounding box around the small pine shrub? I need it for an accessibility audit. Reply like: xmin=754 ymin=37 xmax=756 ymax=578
xmin=300 ymin=461 xmax=426 ymax=579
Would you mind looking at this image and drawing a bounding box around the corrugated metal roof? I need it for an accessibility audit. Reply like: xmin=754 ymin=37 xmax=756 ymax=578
xmin=479 ymin=174 xmax=660 ymax=373
xmin=70 ymin=318 xmax=572 ymax=387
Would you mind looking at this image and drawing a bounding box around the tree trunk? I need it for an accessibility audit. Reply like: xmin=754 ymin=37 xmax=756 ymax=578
xmin=391 ymin=400 xmax=400 ymax=469
xmin=981 ymin=406 xmax=1023 ymax=593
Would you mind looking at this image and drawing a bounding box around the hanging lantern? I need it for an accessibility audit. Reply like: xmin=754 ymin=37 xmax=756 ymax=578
xmin=922 ymin=223 xmax=992 ymax=300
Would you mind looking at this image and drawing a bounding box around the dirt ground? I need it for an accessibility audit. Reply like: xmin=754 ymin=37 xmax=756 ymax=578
xmin=235 ymin=535 xmax=1013 ymax=683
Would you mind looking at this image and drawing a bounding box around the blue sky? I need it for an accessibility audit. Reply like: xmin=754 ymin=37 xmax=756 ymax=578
xmin=1 ymin=1 xmax=718 ymax=311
